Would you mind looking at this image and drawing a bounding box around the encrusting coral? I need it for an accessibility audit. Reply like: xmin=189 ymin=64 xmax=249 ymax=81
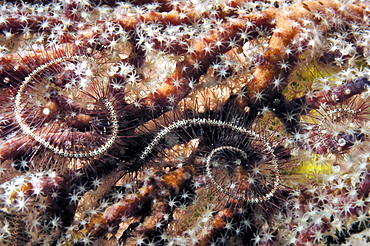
xmin=0 ymin=0 xmax=370 ymax=245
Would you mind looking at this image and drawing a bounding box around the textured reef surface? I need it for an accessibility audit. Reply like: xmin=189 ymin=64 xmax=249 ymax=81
xmin=0 ymin=0 xmax=370 ymax=245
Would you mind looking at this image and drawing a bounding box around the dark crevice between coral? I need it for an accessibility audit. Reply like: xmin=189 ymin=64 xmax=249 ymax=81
xmin=325 ymin=218 xmax=370 ymax=245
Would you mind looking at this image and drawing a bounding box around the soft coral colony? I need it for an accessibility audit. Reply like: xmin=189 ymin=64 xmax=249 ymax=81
xmin=0 ymin=0 xmax=370 ymax=245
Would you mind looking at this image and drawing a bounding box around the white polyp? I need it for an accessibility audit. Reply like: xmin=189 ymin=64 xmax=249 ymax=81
xmin=42 ymin=107 xmax=50 ymax=115
xmin=338 ymin=138 xmax=346 ymax=146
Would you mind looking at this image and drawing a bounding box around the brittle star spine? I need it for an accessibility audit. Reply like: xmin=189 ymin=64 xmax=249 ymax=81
xmin=317 ymin=108 xmax=358 ymax=153
xmin=140 ymin=117 xmax=280 ymax=203
xmin=14 ymin=55 xmax=119 ymax=158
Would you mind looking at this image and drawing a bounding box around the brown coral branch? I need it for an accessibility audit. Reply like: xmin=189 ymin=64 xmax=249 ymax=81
xmin=195 ymin=208 xmax=235 ymax=246
xmin=240 ymin=0 xmax=368 ymax=105
xmin=0 ymin=44 xmax=84 ymax=85
xmin=305 ymin=76 xmax=370 ymax=110
xmin=125 ymin=8 xmax=276 ymax=114
xmin=73 ymin=165 xmax=195 ymax=240
xmin=0 ymin=130 xmax=105 ymax=162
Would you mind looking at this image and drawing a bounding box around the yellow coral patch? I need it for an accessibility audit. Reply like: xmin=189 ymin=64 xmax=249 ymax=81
xmin=295 ymin=153 xmax=333 ymax=179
